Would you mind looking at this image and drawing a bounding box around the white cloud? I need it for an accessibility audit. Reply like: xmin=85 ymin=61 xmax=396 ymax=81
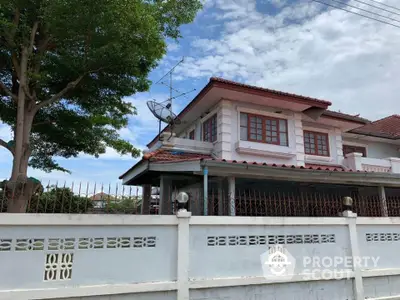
xmin=178 ymin=0 xmax=400 ymax=120
xmin=0 ymin=123 xmax=12 ymax=141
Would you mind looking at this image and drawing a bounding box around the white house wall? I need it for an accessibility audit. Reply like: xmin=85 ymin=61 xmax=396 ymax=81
xmin=343 ymin=138 xmax=400 ymax=159
xmin=220 ymin=100 xmax=344 ymax=166
xmin=173 ymin=100 xmax=399 ymax=168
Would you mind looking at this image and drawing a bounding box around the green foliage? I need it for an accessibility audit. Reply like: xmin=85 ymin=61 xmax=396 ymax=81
xmin=27 ymin=187 xmax=93 ymax=213
xmin=0 ymin=184 xmax=92 ymax=213
xmin=105 ymin=197 xmax=141 ymax=214
xmin=0 ymin=0 xmax=202 ymax=173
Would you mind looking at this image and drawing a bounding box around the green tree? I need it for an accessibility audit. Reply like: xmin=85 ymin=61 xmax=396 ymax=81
xmin=0 ymin=0 xmax=202 ymax=212
xmin=105 ymin=196 xmax=142 ymax=214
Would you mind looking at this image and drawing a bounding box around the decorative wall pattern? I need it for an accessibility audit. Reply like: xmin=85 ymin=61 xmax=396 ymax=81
xmin=207 ymin=234 xmax=335 ymax=246
xmin=44 ymin=253 xmax=74 ymax=281
xmin=366 ymin=233 xmax=400 ymax=242
xmin=0 ymin=236 xmax=157 ymax=252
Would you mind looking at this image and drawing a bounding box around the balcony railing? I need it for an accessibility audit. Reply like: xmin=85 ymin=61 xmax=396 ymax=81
xmin=149 ymin=133 xmax=213 ymax=154
xmin=344 ymin=152 xmax=400 ymax=174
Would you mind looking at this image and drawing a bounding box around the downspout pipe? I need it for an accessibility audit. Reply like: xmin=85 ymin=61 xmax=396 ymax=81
xmin=203 ymin=166 xmax=208 ymax=216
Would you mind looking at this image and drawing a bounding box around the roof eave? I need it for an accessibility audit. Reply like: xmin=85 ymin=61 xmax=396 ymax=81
xmin=202 ymin=160 xmax=400 ymax=187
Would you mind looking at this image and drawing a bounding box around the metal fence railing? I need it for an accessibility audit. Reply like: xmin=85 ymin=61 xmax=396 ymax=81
xmin=0 ymin=181 xmax=146 ymax=214
xmin=0 ymin=180 xmax=396 ymax=217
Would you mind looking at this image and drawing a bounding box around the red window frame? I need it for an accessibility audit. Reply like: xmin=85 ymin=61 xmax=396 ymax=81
xmin=203 ymin=114 xmax=217 ymax=142
xmin=343 ymin=145 xmax=366 ymax=157
xmin=245 ymin=113 xmax=288 ymax=146
xmin=304 ymin=130 xmax=330 ymax=157
xmin=189 ymin=130 xmax=195 ymax=140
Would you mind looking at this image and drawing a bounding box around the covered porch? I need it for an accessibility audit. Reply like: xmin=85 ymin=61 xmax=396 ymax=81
xmin=120 ymin=150 xmax=400 ymax=217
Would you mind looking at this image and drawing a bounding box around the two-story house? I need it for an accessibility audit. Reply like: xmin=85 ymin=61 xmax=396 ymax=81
xmin=120 ymin=78 xmax=400 ymax=217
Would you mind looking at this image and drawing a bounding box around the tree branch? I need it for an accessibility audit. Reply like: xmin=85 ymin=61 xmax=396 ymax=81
xmin=34 ymin=75 xmax=85 ymax=112
xmin=23 ymin=85 xmax=35 ymax=102
xmin=11 ymin=52 xmax=21 ymax=79
xmin=33 ymin=65 xmax=111 ymax=112
xmin=0 ymin=138 xmax=14 ymax=156
xmin=29 ymin=21 xmax=39 ymax=53
xmin=0 ymin=81 xmax=18 ymax=101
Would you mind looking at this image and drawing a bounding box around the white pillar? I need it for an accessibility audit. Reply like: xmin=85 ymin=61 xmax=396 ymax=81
xmin=228 ymin=176 xmax=235 ymax=216
xmin=160 ymin=175 xmax=172 ymax=215
xmin=203 ymin=167 xmax=208 ymax=216
xmin=176 ymin=210 xmax=191 ymax=300
xmin=345 ymin=152 xmax=363 ymax=171
xmin=379 ymin=185 xmax=388 ymax=217
xmin=344 ymin=210 xmax=365 ymax=300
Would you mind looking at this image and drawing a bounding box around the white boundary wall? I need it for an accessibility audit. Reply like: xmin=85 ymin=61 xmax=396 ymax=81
xmin=1 ymin=213 xmax=400 ymax=300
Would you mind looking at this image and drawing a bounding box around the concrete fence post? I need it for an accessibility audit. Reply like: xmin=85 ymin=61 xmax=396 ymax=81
xmin=176 ymin=210 xmax=191 ymax=300
xmin=343 ymin=210 xmax=365 ymax=300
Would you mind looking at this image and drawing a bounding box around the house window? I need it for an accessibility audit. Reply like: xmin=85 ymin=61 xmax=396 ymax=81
xmin=304 ymin=131 xmax=329 ymax=156
xmin=240 ymin=112 xmax=288 ymax=146
xmin=189 ymin=130 xmax=195 ymax=140
xmin=203 ymin=114 xmax=217 ymax=142
xmin=343 ymin=145 xmax=366 ymax=157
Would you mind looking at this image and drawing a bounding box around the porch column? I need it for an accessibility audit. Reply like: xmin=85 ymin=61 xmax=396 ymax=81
xmin=379 ymin=185 xmax=389 ymax=217
xmin=160 ymin=175 xmax=172 ymax=215
xmin=217 ymin=178 xmax=225 ymax=216
xmin=228 ymin=176 xmax=236 ymax=216
xmin=141 ymin=184 xmax=151 ymax=214
xmin=203 ymin=167 xmax=208 ymax=216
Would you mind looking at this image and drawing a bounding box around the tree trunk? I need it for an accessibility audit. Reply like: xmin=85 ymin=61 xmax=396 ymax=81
xmin=7 ymin=48 xmax=34 ymax=213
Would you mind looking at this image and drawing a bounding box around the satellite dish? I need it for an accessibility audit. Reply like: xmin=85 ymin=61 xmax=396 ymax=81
xmin=147 ymin=100 xmax=181 ymax=141
xmin=147 ymin=100 xmax=181 ymax=125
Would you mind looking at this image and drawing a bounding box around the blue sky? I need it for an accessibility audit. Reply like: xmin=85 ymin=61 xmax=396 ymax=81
xmin=1 ymin=0 xmax=400 ymax=187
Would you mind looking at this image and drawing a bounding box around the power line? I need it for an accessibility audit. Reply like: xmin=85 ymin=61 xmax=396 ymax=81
xmin=366 ymin=0 xmax=400 ymax=12
xmin=329 ymin=0 xmax=400 ymax=24
xmin=350 ymin=0 xmax=400 ymax=17
xmin=311 ymin=0 xmax=400 ymax=29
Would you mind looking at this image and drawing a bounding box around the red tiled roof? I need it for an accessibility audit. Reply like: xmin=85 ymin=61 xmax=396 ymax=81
xmin=143 ymin=149 xmax=212 ymax=163
xmin=350 ymin=115 xmax=400 ymax=139
xmin=119 ymin=150 xmax=212 ymax=179
xmin=206 ymin=159 xmax=355 ymax=172
xmin=304 ymin=163 xmax=345 ymax=172
xmin=210 ymin=77 xmax=332 ymax=106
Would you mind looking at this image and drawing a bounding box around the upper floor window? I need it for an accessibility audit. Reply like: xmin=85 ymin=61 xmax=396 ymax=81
xmin=343 ymin=145 xmax=366 ymax=157
xmin=189 ymin=130 xmax=195 ymax=140
xmin=203 ymin=114 xmax=217 ymax=142
xmin=304 ymin=131 xmax=329 ymax=156
xmin=240 ymin=112 xmax=288 ymax=146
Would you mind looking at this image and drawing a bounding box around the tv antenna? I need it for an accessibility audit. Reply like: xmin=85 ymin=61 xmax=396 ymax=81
xmin=147 ymin=57 xmax=196 ymax=140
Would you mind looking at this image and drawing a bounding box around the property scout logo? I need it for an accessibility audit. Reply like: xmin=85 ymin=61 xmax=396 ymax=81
xmin=260 ymin=245 xmax=380 ymax=280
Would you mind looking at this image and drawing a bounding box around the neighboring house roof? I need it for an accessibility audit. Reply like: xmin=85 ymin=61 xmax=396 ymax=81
xmin=321 ymin=110 xmax=370 ymax=125
xmin=90 ymin=192 xmax=111 ymax=200
xmin=350 ymin=115 xmax=400 ymax=139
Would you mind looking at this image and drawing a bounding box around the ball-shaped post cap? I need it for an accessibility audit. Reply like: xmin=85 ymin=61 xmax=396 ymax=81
xmin=342 ymin=196 xmax=353 ymax=207
xmin=176 ymin=191 xmax=189 ymax=204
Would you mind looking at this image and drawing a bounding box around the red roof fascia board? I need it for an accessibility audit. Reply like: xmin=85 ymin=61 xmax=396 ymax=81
xmin=210 ymin=77 xmax=332 ymax=108
xmin=350 ymin=115 xmax=400 ymax=139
